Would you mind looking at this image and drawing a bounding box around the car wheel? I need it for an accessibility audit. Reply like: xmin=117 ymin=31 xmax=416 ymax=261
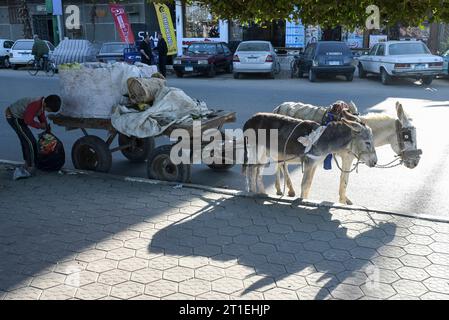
xmin=308 ymin=69 xmax=316 ymax=82
xmin=346 ymin=73 xmax=354 ymax=82
xmin=380 ymin=68 xmax=391 ymax=85
xmin=207 ymin=66 xmax=216 ymax=77
xmin=225 ymin=62 xmax=233 ymax=73
xmin=268 ymin=70 xmax=275 ymax=79
xmin=12 ymin=64 xmax=18 ymax=70
xmin=358 ymin=63 xmax=366 ymax=78
xmin=233 ymin=72 xmax=240 ymax=79
xmin=3 ymin=57 xmax=10 ymax=68
xmin=175 ymin=71 xmax=184 ymax=78
xmin=422 ymin=76 xmax=433 ymax=85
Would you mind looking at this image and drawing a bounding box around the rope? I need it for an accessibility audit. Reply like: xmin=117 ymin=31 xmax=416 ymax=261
xmin=375 ymin=156 xmax=403 ymax=169
xmin=333 ymin=154 xmax=361 ymax=174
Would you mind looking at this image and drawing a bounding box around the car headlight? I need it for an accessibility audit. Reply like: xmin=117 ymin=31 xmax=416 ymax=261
xmin=198 ymin=60 xmax=209 ymax=65
xmin=174 ymin=59 xmax=182 ymax=65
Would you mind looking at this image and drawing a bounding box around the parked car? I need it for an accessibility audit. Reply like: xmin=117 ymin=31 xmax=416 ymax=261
xmin=97 ymin=42 xmax=137 ymax=63
xmin=357 ymin=41 xmax=444 ymax=85
xmin=442 ymin=49 xmax=449 ymax=77
xmin=10 ymin=39 xmax=55 ymax=70
xmin=173 ymin=41 xmax=233 ymax=77
xmin=295 ymin=41 xmax=356 ymax=82
xmin=0 ymin=39 xmax=14 ymax=68
xmin=233 ymin=41 xmax=278 ymax=79
xmin=52 ymin=39 xmax=98 ymax=66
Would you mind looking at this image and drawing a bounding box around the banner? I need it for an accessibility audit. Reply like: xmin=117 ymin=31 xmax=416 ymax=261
xmin=109 ymin=4 xmax=135 ymax=44
xmin=154 ymin=3 xmax=177 ymax=56
xmin=285 ymin=18 xmax=305 ymax=48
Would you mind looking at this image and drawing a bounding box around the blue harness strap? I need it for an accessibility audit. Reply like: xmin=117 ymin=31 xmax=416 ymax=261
xmin=323 ymin=112 xmax=334 ymax=171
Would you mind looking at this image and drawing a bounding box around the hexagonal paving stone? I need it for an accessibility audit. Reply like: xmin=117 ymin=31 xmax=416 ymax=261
xmin=75 ymin=283 xmax=111 ymax=300
xmin=388 ymin=294 xmax=420 ymax=300
xmin=425 ymin=264 xmax=449 ymax=279
xmin=329 ymin=239 xmax=358 ymax=251
xmin=179 ymin=278 xmax=211 ymax=296
xmin=255 ymin=263 xmax=287 ymax=277
xmin=30 ymin=273 xmax=66 ymax=290
xmin=266 ymin=252 xmax=296 ymax=265
xmin=377 ymin=245 xmax=407 ymax=258
xmin=275 ymin=275 xmax=307 ymax=291
xmin=403 ymin=244 xmax=433 ymax=256
xmin=147 ymin=256 xmax=178 ymax=270
xmin=296 ymin=286 xmax=331 ymax=300
xmin=209 ymin=254 xmax=238 ymax=268
xmin=263 ymin=287 xmax=298 ymax=300
xmin=124 ymin=238 xmax=149 ymax=250
xmin=303 ymin=240 xmax=331 ymax=252
xmin=195 ymin=265 xmax=226 ymax=282
xmin=314 ymin=260 xmax=346 ymax=274
xmin=360 ymin=283 xmax=396 ymax=299
xmin=197 ymin=291 xmax=230 ymax=300
xmin=392 ymin=279 xmax=428 ymax=297
xmin=429 ymin=242 xmax=449 ymax=254
xmin=355 ymin=237 xmax=384 ymax=249
xmin=423 ymin=277 xmax=449 ymax=294
xmin=377 ymin=269 xmax=401 ymax=284
xmin=306 ymin=272 xmax=339 ymax=289
xmin=193 ymin=244 xmax=222 ymax=257
xmin=372 ymin=256 xmax=403 ymax=270
xmin=396 ymin=267 xmax=430 ymax=282
xmin=400 ymin=255 xmax=431 ymax=268
xmin=431 ymin=233 xmax=449 ymax=243
xmin=409 ymin=225 xmax=435 ymax=236
xmin=86 ymin=259 xmax=118 ymax=273
xmin=243 ymin=275 xmax=276 ymax=292
xmin=405 ymin=234 xmax=434 ymax=246
xmin=225 ymin=265 xmax=256 ymax=280
xmin=110 ymin=281 xmax=145 ymax=299
xmin=323 ymin=249 xmax=352 ymax=262
xmin=163 ymin=266 xmax=194 ymax=282
xmin=420 ymin=292 xmax=449 ymax=300
xmin=131 ymin=268 xmax=163 ymax=284
xmin=295 ymin=251 xmax=324 ymax=264
xmin=4 ymin=287 xmax=43 ymax=300
xmin=428 ymin=253 xmax=449 ymax=266
xmin=311 ymin=231 xmax=336 ymax=242
xmin=144 ymin=279 xmax=178 ymax=298
xmin=179 ymin=256 xmax=209 ymax=269
xmin=249 ymin=243 xmax=277 ymax=255
xmin=98 ymin=269 xmax=131 ymax=286
xmin=39 ymin=284 xmax=77 ymax=300
xmin=231 ymin=290 xmax=265 ymax=300
xmin=117 ymin=257 xmax=148 ymax=272
xmin=105 ymin=248 xmax=136 ymax=261
xmin=349 ymin=247 xmax=378 ymax=260
xmin=330 ymin=284 xmax=364 ymax=300
xmin=336 ymin=271 xmax=369 ymax=286
xmin=66 ymin=270 xmax=99 ymax=287
xmin=233 ymin=234 xmax=260 ymax=246
xmin=76 ymin=249 xmax=107 ymax=263
xmin=212 ymin=278 xmax=244 ymax=294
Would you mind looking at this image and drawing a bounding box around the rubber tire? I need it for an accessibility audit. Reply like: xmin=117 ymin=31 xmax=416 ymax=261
xmin=12 ymin=64 xmax=18 ymax=70
xmin=381 ymin=68 xmax=391 ymax=85
xmin=233 ymin=72 xmax=240 ymax=79
xmin=147 ymin=144 xmax=190 ymax=183
xmin=346 ymin=73 xmax=354 ymax=82
xmin=225 ymin=62 xmax=233 ymax=73
xmin=175 ymin=71 xmax=184 ymax=78
xmin=422 ymin=76 xmax=433 ymax=85
xmin=46 ymin=61 xmax=56 ymax=77
xmin=72 ymin=135 xmax=112 ymax=173
xmin=268 ymin=70 xmax=275 ymax=79
xmin=27 ymin=60 xmax=39 ymax=76
xmin=358 ymin=63 xmax=366 ymax=78
xmin=308 ymin=69 xmax=316 ymax=82
xmin=118 ymin=134 xmax=155 ymax=163
xmin=3 ymin=57 xmax=10 ymax=69
xmin=207 ymin=66 xmax=216 ymax=78
xmin=206 ymin=131 xmax=236 ymax=171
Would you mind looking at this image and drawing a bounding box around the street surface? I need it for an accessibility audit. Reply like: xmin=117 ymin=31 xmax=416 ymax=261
xmin=1 ymin=70 xmax=449 ymax=217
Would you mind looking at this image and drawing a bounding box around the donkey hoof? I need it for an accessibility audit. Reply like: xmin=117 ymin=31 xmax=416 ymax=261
xmin=288 ymin=191 xmax=296 ymax=197
xmin=276 ymin=191 xmax=283 ymax=196
xmin=340 ymin=198 xmax=353 ymax=205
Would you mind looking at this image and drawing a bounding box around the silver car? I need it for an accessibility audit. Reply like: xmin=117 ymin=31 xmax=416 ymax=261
xmin=233 ymin=41 xmax=278 ymax=79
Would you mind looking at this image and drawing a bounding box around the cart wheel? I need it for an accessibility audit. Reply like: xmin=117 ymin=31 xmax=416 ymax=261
xmin=147 ymin=145 xmax=190 ymax=182
xmin=207 ymin=130 xmax=236 ymax=171
xmin=118 ymin=134 xmax=155 ymax=163
xmin=72 ymin=135 xmax=112 ymax=173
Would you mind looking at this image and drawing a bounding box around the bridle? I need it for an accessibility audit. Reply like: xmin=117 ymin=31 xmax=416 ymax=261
xmin=395 ymin=120 xmax=422 ymax=163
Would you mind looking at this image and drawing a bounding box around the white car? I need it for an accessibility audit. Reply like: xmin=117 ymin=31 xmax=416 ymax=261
xmin=10 ymin=39 xmax=55 ymax=70
xmin=357 ymin=41 xmax=444 ymax=85
xmin=0 ymin=39 xmax=14 ymax=68
xmin=233 ymin=41 xmax=278 ymax=79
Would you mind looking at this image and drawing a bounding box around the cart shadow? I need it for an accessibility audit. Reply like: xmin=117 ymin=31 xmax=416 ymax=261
xmin=148 ymin=194 xmax=397 ymax=299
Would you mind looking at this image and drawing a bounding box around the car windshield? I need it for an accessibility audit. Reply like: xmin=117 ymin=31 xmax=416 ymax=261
xmin=12 ymin=41 xmax=33 ymax=50
xmin=100 ymin=43 xmax=127 ymax=54
xmin=187 ymin=43 xmax=217 ymax=55
xmin=238 ymin=43 xmax=270 ymax=52
xmin=389 ymin=43 xmax=431 ymax=55
xmin=317 ymin=43 xmax=351 ymax=55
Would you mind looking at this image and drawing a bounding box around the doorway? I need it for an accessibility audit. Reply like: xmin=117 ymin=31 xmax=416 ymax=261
xmin=32 ymin=14 xmax=55 ymax=44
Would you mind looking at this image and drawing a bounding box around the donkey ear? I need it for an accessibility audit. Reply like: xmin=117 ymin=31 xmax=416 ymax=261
xmin=396 ymin=102 xmax=410 ymax=125
xmin=342 ymin=118 xmax=363 ymax=133
xmin=342 ymin=109 xmax=360 ymax=123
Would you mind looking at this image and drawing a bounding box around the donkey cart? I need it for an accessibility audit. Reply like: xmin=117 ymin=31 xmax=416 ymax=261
xmin=48 ymin=110 xmax=237 ymax=183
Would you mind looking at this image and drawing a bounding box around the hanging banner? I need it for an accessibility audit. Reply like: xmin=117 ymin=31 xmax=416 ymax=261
xmin=109 ymin=4 xmax=135 ymax=44
xmin=153 ymin=3 xmax=177 ymax=55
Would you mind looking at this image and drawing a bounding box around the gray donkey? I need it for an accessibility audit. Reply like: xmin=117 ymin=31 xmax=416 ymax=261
xmin=243 ymin=113 xmax=377 ymax=198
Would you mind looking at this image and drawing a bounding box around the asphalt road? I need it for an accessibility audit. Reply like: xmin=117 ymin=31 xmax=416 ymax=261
xmin=1 ymin=69 xmax=449 ymax=218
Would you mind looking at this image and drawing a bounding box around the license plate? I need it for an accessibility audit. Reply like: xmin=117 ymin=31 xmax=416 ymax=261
xmin=185 ymin=66 xmax=193 ymax=72
xmin=328 ymin=61 xmax=341 ymax=66
xmin=415 ymin=63 xmax=427 ymax=70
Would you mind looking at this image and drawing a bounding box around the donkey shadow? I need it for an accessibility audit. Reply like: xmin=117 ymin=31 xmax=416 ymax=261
xmin=148 ymin=195 xmax=396 ymax=299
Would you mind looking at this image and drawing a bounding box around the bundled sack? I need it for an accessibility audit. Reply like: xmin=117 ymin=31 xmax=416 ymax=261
xmin=59 ymin=62 xmax=158 ymax=118
xmin=36 ymin=132 xmax=65 ymax=172
xmin=127 ymin=77 xmax=166 ymax=104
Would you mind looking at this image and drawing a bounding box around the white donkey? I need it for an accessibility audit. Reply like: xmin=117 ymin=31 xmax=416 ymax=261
xmin=273 ymin=101 xmax=422 ymax=204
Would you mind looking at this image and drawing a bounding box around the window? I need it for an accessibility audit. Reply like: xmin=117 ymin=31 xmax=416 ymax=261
xmin=237 ymin=42 xmax=270 ymax=52
xmin=304 ymin=44 xmax=315 ymax=58
xmin=389 ymin=42 xmax=431 ymax=55
xmin=368 ymin=45 xmax=378 ymax=56
xmin=100 ymin=43 xmax=127 ymax=54
xmin=47 ymin=42 xmax=55 ymax=51
xmin=184 ymin=2 xmax=220 ymax=38
xmin=223 ymin=45 xmax=231 ymax=55
xmin=376 ymin=45 xmax=385 ymax=56
xmin=317 ymin=42 xmax=351 ymax=55
xmin=12 ymin=41 xmax=33 ymax=50
xmin=3 ymin=41 xmax=13 ymax=49
xmin=187 ymin=43 xmax=217 ymax=55
xmin=217 ymin=44 xmax=224 ymax=54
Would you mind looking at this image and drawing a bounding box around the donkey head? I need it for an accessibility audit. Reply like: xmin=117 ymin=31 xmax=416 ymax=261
xmin=342 ymin=118 xmax=378 ymax=168
xmin=392 ymin=102 xmax=421 ymax=169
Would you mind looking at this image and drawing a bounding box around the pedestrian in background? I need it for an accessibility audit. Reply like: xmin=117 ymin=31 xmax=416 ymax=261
xmin=31 ymin=34 xmax=49 ymax=68
xmin=139 ymin=34 xmax=153 ymax=66
xmin=155 ymin=33 xmax=168 ymax=77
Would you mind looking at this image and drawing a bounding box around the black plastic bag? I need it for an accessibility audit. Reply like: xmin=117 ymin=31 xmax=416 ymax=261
xmin=36 ymin=132 xmax=65 ymax=172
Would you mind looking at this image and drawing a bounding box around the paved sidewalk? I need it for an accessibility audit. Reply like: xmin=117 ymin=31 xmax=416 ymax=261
xmin=1 ymin=165 xmax=449 ymax=300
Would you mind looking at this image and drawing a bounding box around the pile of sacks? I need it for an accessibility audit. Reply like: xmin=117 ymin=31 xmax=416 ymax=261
xmin=111 ymin=76 xmax=211 ymax=138
xmin=58 ymin=62 xmax=158 ymax=118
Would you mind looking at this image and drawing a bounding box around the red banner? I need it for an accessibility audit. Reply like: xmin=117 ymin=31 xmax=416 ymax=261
xmin=109 ymin=4 xmax=135 ymax=44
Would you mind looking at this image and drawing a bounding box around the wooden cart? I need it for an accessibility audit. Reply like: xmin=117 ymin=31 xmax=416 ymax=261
xmin=48 ymin=110 xmax=237 ymax=183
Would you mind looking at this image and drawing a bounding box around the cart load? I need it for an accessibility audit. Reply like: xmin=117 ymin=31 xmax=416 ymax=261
xmin=58 ymin=62 xmax=158 ymax=119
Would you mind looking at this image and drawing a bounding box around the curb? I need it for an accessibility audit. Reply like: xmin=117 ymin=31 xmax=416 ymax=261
xmin=1 ymin=159 xmax=448 ymax=224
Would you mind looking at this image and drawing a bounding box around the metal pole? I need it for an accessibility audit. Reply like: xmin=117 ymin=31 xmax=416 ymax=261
xmin=57 ymin=14 xmax=63 ymax=42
